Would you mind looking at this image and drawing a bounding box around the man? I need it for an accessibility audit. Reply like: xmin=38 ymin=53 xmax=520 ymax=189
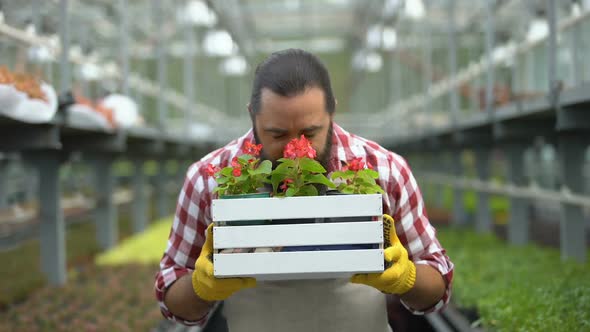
xmin=155 ymin=49 xmax=453 ymax=332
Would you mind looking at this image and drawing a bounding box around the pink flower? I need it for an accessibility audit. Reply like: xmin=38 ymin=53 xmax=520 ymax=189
xmin=347 ymin=157 xmax=366 ymax=171
xmin=231 ymin=156 xmax=240 ymax=168
xmin=280 ymin=178 xmax=294 ymax=191
xmin=206 ymin=164 xmax=220 ymax=176
xmin=231 ymin=157 xmax=242 ymax=177
xmin=283 ymin=135 xmax=317 ymax=160
xmin=242 ymin=140 xmax=262 ymax=156
xmin=232 ymin=167 xmax=242 ymax=177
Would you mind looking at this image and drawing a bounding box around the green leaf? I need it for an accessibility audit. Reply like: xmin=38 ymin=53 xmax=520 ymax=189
xmin=213 ymin=186 xmax=227 ymax=195
xmin=373 ymin=186 xmax=385 ymax=194
xmin=297 ymin=185 xmax=318 ymax=196
xmin=358 ymin=171 xmax=379 ymax=183
xmin=273 ymin=162 xmax=293 ymax=174
xmin=238 ymin=154 xmax=255 ymax=163
xmin=276 ymin=158 xmax=296 ymax=167
xmin=357 ymin=185 xmax=384 ymax=194
xmin=305 ymin=174 xmax=336 ymax=188
xmin=215 ymin=176 xmax=230 ymax=184
xmin=361 ymin=169 xmax=379 ymax=179
xmin=330 ymin=170 xmax=355 ymax=180
xmin=286 ymin=187 xmax=298 ymax=197
xmin=271 ymin=172 xmax=287 ymax=193
xmin=220 ymin=167 xmax=233 ymax=176
xmin=341 ymin=186 xmax=355 ymax=194
xmin=299 ymin=158 xmax=326 ymax=173
xmin=356 ymin=176 xmax=377 ymax=187
xmin=251 ymin=160 xmax=272 ymax=175
xmin=234 ymin=173 xmax=248 ymax=183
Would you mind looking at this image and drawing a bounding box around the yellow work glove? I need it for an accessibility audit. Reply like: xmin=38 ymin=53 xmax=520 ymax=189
xmin=192 ymin=223 xmax=256 ymax=301
xmin=351 ymin=214 xmax=416 ymax=295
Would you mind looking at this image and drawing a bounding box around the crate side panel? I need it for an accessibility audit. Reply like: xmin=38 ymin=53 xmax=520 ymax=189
xmin=212 ymin=194 xmax=383 ymax=222
xmin=213 ymin=221 xmax=383 ymax=249
xmin=213 ymin=249 xmax=384 ymax=278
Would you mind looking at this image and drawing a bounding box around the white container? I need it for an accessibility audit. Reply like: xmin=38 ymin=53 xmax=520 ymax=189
xmin=211 ymin=194 xmax=385 ymax=281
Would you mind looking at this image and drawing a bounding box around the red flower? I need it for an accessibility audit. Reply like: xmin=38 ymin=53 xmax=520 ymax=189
xmin=243 ymin=140 xmax=262 ymax=156
xmin=231 ymin=156 xmax=240 ymax=168
xmin=232 ymin=167 xmax=242 ymax=177
xmin=347 ymin=157 xmax=366 ymax=171
xmin=283 ymin=135 xmax=317 ymax=160
xmin=280 ymin=178 xmax=294 ymax=191
xmin=206 ymin=164 xmax=220 ymax=176
xmin=348 ymin=157 xmax=363 ymax=171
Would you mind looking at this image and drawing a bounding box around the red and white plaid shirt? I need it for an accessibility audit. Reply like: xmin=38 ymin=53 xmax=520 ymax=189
xmin=155 ymin=123 xmax=454 ymax=326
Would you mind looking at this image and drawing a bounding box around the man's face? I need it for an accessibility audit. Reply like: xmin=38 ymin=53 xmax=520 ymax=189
xmin=252 ymin=87 xmax=333 ymax=167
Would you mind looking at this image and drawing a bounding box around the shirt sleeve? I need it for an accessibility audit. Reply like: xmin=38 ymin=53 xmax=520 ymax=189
xmin=385 ymin=155 xmax=454 ymax=314
xmin=154 ymin=162 xmax=216 ymax=326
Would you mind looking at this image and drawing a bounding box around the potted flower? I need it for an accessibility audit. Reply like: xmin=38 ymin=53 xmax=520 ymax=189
xmin=330 ymin=157 xmax=384 ymax=195
xmin=270 ymin=135 xmax=335 ymax=197
xmin=208 ymin=140 xmax=272 ymax=225
xmin=325 ymin=157 xmax=385 ymax=241
xmin=209 ymin=140 xmax=272 ymax=197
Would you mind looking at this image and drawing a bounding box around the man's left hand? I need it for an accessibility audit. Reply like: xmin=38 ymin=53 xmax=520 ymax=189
xmin=350 ymin=214 xmax=416 ymax=295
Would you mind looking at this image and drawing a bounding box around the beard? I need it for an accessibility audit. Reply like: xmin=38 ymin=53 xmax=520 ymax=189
xmin=253 ymin=121 xmax=333 ymax=171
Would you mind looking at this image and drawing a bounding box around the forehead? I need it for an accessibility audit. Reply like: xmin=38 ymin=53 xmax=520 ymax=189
xmin=258 ymin=87 xmax=327 ymax=121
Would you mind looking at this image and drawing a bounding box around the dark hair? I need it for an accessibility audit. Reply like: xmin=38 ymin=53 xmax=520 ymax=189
xmin=249 ymin=49 xmax=336 ymax=115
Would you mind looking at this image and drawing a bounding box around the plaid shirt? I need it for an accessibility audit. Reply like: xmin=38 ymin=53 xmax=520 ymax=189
xmin=155 ymin=123 xmax=454 ymax=325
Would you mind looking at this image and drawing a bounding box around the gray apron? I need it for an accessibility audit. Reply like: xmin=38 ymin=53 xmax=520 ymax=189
xmin=222 ymin=278 xmax=392 ymax=332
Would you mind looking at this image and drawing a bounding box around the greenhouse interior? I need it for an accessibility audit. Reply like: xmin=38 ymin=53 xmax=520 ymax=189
xmin=0 ymin=0 xmax=589 ymax=331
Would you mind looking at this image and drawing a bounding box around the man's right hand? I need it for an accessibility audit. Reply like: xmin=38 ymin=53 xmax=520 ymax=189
xmin=192 ymin=223 xmax=257 ymax=301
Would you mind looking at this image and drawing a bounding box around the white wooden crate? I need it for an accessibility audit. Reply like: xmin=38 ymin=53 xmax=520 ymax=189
xmin=212 ymin=194 xmax=385 ymax=280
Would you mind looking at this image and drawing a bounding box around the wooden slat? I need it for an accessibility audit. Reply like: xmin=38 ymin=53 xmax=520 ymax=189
xmin=213 ymin=221 xmax=383 ymax=249
xmin=211 ymin=194 xmax=382 ymax=222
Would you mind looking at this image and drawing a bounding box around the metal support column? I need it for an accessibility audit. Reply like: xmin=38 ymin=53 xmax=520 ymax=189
xmin=485 ymin=0 xmax=496 ymax=119
xmin=506 ymin=143 xmax=529 ymax=245
xmin=132 ymin=159 xmax=148 ymax=233
xmin=119 ymin=0 xmax=130 ymax=96
xmin=434 ymin=152 xmax=445 ymax=208
xmin=59 ymin=0 xmax=71 ymax=94
xmin=0 ymin=160 xmax=7 ymax=209
xmin=153 ymin=0 xmax=168 ymax=129
xmin=475 ymin=148 xmax=493 ymax=233
xmin=31 ymin=0 xmax=40 ymax=32
xmin=547 ymin=0 xmax=559 ymax=103
xmin=183 ymin=16 xmax=196 ymax=134
xmin=451 ymin=149 xmax=466 ymax=225
xmin=94 ymin=156 xmax=117 ymax=249
xmin=78 ymin=25 xmax=91 ymax=98
xmin=37 ymin=152 xmax=66 ymax=285
xmin=156 ymin=160 xmax=169 ymax=218
xmin=392 ymin=51 xmax=401 ymax=106
xmin=422 ymin=22 xmax=433 ymax=131
xmin=447 ymin=0 xmax=459 ymax=127
xmin=178 ymin=159 xmax=188 ymax=189
xmin=557 ymin=134 xmax=587 ymax=262
xmin=571 ymin=10 xmax=582 ymax=85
